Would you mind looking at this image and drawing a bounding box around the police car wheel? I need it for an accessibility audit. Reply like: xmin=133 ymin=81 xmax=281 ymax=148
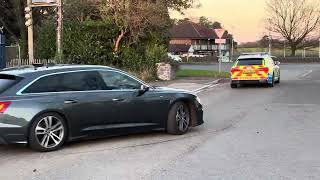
xmin=231 ymin=84 xmax=238 ymax=88
xmin=275 ymin=73 xmax=280 ymax=84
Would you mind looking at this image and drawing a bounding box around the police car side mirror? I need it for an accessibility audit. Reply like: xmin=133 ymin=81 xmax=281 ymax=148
xmin=275 ymin=61 xmax=280 ymax=65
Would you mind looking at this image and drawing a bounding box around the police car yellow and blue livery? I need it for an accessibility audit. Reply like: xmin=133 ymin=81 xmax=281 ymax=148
xmin=230 ymin=52 xmax=280 ymax=88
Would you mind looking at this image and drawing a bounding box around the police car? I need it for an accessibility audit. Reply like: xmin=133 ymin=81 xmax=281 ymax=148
xmin=230 ymin=52 xmax=280 ymax=88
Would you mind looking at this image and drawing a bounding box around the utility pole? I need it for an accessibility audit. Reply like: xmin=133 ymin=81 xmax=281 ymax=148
xmin=283 ymin=41 xmax=286 ymax=58
xmin=25 ymin=0 xmax=34 ymax=63
xmin=56 ymin=0 xmax=63 ymax=62
xmin=218 ymin=43 xmax=221 ymax=73
xmin=268 ymin=32 xmax=272 ymax=55
xmin=318 ymin=37 xmax=320 ymax=58
xmin=231 ymin=38 xmax=234 ymax=62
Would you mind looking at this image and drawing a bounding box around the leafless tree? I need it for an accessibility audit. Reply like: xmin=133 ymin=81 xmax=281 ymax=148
xmin=266 ymin=0 xmax=320 ymax=56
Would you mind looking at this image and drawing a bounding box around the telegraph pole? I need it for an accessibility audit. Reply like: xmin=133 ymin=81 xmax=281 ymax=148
xmin=283 ymin=41 xmax=286 ymax=58
xmin=268 ymin=32 xmax=272 ymax=55
xmin=26 ymin=0 xmax=34 ymax=63
xmin=56 ymin=0 xmax=63 ymax=62
xmin=231 ymin=38 xmax=234 ymax=62
xmin=318 ymin=37 xmax=320 ymax=58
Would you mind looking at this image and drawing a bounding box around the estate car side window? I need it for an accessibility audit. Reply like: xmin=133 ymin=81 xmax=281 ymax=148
xmin=22 ymin=71 xmax=106 ymax=94
xmin=99 ymin=71 xmax=141 ymax=90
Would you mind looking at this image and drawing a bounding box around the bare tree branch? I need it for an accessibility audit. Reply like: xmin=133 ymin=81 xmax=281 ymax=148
xmin=266 ymin=0 xmax=320 ymax=56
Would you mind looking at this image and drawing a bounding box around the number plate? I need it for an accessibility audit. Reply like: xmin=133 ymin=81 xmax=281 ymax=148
xmin=244 ymin=70 xmax=255 ymax=74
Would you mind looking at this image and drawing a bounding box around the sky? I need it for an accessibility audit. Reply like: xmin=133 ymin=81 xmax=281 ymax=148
xmin=170 ymin=0 xmax=268 ymax=43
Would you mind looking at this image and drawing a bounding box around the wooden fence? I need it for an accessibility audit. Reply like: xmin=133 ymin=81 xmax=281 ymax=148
xmin=6 ymin=59 xmax=56 ymax=68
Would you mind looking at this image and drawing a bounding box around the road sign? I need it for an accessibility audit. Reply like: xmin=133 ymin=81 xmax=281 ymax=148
xmin=215 ymin=39 xmax=226 ymax=44
xmin=214 ymin=29 xmax=225 ymax=39
xmin=214 ymin=28 xmax=226 ymax=74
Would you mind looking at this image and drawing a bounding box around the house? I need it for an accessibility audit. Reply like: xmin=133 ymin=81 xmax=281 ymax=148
xmin=169 ymin=21 xmax=234 ymax=59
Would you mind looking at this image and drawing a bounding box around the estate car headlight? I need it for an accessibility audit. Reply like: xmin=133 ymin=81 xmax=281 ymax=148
xmin=195 ymin=95 xmax=201 ymax=104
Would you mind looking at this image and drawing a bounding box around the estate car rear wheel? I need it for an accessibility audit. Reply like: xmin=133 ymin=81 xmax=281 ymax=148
xmin=29 ymin=113 xmax=67 ymax=152
xmin=167 ymin=102 xmax=190 ymax=135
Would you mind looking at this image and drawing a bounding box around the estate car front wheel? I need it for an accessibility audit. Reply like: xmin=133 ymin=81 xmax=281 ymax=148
xmin=167 ymin=102 xmax=190 ymax=135
xmin=29 ymin=113 xmax=67 ymax=152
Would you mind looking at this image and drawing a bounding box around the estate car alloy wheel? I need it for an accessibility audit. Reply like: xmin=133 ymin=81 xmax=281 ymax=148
xmin=29 ymin=113 xmax=67 ymax=152
xmin=167 ymin=102 xmax=190 ymax=135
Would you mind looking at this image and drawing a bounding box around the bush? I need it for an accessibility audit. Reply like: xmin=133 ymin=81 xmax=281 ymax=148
xmin=36 ymin=19 xmax=116 ymax=64
xmin=35 ymin=19 xmax=169 ymax=80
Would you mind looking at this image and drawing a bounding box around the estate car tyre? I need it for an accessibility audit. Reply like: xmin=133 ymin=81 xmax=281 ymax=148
xmin=167 ymin=102 xmax=190 ymax=135
xmin=29 ymin=113 xmax=67 ymax=152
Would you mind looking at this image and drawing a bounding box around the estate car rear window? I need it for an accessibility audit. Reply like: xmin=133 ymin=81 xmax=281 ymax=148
xmin=22 ymin=71 xmax=106 ymax=94
xmin=237 ymin=58 xmax=263 ymax=66
xmin=0 ymin=74 xmax=22 ymax=93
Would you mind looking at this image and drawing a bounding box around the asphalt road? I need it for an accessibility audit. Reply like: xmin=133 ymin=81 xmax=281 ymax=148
xmin=1 ymin=64 xmax=320 ymax=180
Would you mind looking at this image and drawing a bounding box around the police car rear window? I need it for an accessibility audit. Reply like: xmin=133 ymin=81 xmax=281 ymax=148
xmin=237 ymin=58 xmax=263 ymax=65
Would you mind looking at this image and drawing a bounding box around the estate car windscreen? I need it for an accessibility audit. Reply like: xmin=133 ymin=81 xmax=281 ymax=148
xmin=237 ymin=58 xmax=264 ymax=66
xmin=0 ymin=74 xmax=22 ymax=94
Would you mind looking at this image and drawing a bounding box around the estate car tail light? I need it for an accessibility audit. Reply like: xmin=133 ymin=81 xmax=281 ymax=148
xmin=230 ymin=67 xmax=241 ymax=73
xmin=258 ymin=67 xmax=269 ymax=73
xmin=0 ymin=102 xmax=11 ymax=113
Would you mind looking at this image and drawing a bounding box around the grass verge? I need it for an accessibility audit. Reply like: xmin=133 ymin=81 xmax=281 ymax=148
xmin=176 ymin=69 xmax=230 ymax=78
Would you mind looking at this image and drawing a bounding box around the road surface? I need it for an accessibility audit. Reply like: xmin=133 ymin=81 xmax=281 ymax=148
xmin=0 ymin=64 xmax=320 ymax=180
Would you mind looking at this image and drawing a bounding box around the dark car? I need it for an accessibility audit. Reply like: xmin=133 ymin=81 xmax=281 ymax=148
xmin=0 ymin=65 xmax=203 ymax=151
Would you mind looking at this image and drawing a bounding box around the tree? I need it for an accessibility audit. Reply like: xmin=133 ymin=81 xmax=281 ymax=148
xmin=212 ymin=21 xmax=222 ymax=29
xmin=199 ymin=16 xmax=211 ymax=28
xmin=0 ymin=0 xmax=53 ymax=58
xmin=63 ymin=0 xmax=101 ymax=22
xmin=101 ymin=0 xmax=194 ymax=53
xmin=0 ymin=0 xmax=27 ymax=57
xmin=266 ymin=0 xmax=320 ymax=56
xmin=198 ymin=16 xmax=222 ymax=29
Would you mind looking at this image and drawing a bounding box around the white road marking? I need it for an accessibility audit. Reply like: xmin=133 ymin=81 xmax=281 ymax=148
xmin=192 ymin=79 xmax=220 ymax=94
xmin=193 ymin=82 xmax=221 ymax=94
xmin=301 ymin=70 xmax=313 ymax=77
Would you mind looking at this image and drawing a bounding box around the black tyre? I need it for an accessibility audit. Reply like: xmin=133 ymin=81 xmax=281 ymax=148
xmin=167 ymin=102 xmax=190 ymax=135
xmin=231 ymin=84 xmax=238 ymax=88
xmin=275 ymin=72 xmax=280 ymax=84
xmin=29 ymin=113 xmax=67 ymax=152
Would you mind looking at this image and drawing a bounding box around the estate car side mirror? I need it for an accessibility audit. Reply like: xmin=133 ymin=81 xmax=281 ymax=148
xmin=136 ymin=85 xmax=150 ymax=96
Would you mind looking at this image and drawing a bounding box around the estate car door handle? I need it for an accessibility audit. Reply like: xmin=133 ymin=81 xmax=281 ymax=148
xmin=112 ymin=98 xmax=124 ymax=102
xmin=64 ymin=100 xmax=78 ymax=104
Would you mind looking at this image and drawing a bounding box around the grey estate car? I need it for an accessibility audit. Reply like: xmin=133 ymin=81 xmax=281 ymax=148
xmin=0 ymin=65 xmax=203 ymax=152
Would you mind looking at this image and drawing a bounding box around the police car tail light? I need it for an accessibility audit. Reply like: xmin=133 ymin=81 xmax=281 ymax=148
xmin=0 ymin=102 xmax=11 ymax=113
xmin=258 ymin=67 xmax=269 ymax=73
xmin=231 ymin=67 xmax=241 ymax=73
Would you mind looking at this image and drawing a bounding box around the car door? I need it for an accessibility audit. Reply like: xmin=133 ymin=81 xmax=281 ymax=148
xmin=57 ymin=71 xmax=131 ymax=137
xmin=270 ymin=58 xmax=280 ymax=78
xmin=98 ymin=70 xmax=169 ymax=128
